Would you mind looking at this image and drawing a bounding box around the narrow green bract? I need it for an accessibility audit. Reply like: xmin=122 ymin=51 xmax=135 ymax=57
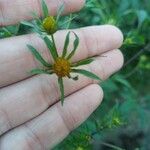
xmin=62 ymin=31 xmax=71 ymax=58
xmin=27 ymin=44 xmax=51 ymax=67
xmin=71 ymin=58 xmax=94 ymax=67
xmin=58 ymin=77 xmax=65 ymax=105
xmin=21 ymin=21 xmax=34 ymax=28
xmin=41 ymin=0 xmax=49 ymax=18
xmin=30 ymin=68 xmax=52 ymax=75
xmin=43 ymin=36 xmax=58 ymax=60
xmin=56 ymin=4 xmax=65 ymax=23
xmin=67 ymin=32 xmax=79 ymax=60
xmin=71 ymin=69 xmax=101 ymax=81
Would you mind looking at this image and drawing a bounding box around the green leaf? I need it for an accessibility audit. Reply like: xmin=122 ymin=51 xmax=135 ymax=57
xmin=30 ymin=68 xmax=53 ymax=75
xmin=32 ymin=20 xmax=45 ymax=33
xmin=27 ymin=44 xmax=51 ymax=67
xmin=41 ymin=0 xmax=49 ymax=18
xmin=71 ymin=58 xmax=94 ymax=67
xmin=71 ymin=69 xmax=101 ymax=81
xmin=58 ymin=77 xmax=65 ymax=105
xmin=43 ymin=36 xmax=58 ymax=60
xmin=2 ymin=27 xmax=12 ymax=37
xmin=56 ymin=4 xmax=65 ymax=22
xmin=62 ymin=31 xmax=71 ymax=58
xmin=31 ymin=12 xmax=42 ymax=25
xmin=21 ymin=21 xmax=34 ymax=28
xmin=59 ymin=14 xmax=78 ymax=29
xmin=67 ymin=32 xmax=79 ymax=60
xmin=65 ymin=14 xmax=73 ymax=29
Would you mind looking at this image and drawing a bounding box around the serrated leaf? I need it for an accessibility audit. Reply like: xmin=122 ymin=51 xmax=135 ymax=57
xmin=67 ymin=32 xmax=79 ymax=60
xmin=58 ymin=77 xmax=65 ymax=105
xmin=56 ymin=4 xmax=65 ymax=22
xmin=71 ymin=69 xmax=101 ymax=81
xmin=43 ymin=36 xmax=58 ymax=60
xmin=71 ymin=58 xmax=94 ymax=67
xmin=30 ymin=68 xmax=53 ymax=75
xmin=62 ymin=31 xmax=71 ymax=58
xmin=41 ymin=0 xmax=49 ymax=18
xmin=21 ymin=21 xmax=34 ymax=28
xmin=27 ymin=44 xmax=51 ymax=67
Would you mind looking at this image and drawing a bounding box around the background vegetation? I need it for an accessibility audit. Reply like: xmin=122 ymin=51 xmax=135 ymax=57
xmin=0 ymin=0 xmax=150 ymax=149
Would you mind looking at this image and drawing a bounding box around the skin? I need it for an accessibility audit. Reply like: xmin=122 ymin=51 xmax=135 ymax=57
xmin=0 ymin=0 xmax=124 ymax=149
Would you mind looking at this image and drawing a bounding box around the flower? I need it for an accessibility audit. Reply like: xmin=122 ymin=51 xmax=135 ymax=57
xmin=21 ymin=0 xmax=62 ymax=35
xmin=53 ymin=57 xmax=71 ymax=77
xmin=25 ymin=0 xmax=101 ymax=105
xmin=27 ymin=31 xmax=101 ymax=105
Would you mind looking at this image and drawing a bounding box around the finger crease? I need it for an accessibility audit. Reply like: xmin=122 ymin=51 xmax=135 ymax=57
xmin=36 ymin=0 xmax=42 ymax=16
xmin=81 ymin=29 xmax=90 ymax=58
xmin=0 ymin=107 xmax=13 ymax=130
xmin=38 ymin=76 xmax=50 ymax=108
xmin=24 ymin=124 xmax=44 ymax=150
xmin=0 ymin=2 xmax=5 ymax=26
xmin=56 ymin=105 xmax=72 ymax=133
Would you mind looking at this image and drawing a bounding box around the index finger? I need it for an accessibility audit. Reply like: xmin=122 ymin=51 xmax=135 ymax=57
xmin=0 ymin=0 xmax=85 ymax=26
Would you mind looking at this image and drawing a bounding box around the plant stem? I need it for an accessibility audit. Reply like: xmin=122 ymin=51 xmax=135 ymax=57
xmin=51 ymin=34 xmax=59 ymax=57
xmin=100 ymin=141 xmax=125 ymax=150
xmin=123 ymin=43 xmax=150 ymax=67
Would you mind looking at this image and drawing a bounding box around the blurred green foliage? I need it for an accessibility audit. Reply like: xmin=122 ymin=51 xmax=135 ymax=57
xmin=54 ymin=0 xmax=150 ymax=149
xmin=0 ymin=0 xmax=150 ymax=149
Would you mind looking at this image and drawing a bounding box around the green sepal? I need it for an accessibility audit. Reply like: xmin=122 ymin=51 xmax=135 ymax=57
xmin=27 ymin=44 xmax=51 ymax=67
xmin=62 ymin=31 xmax=71 ymax=58
xmin=56 ymin=4 xmax=65 ymax=23
xmin=31 ymin=12 xmax=43 ymax=25
xmin=67 ymin=32 xmax=79 ymax=60
xmin=41 ymin=0 xmax=49 ymax=18
xmin=60 ymin=15 xmax=78 ymax=29
xmin=58 ymin=77 xmax=65 ymax=105
xmin=21 ymin=21 xmax=34 ymax=28
xmin=30 ymin=68 xmax=53 ymax=75
xmin=43 ymin=36 xmax=59 ymax=60
xmin=71 ymin=58 xmax=94 ymax=67
xmin=71 ymin=69 xmax=101 ymax=81
xmin=65 ymin=14 xmax=72 ymax=29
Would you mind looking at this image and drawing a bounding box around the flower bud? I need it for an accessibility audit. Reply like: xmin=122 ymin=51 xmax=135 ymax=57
xmin=42 ymin=16 xmax=57 ymax=34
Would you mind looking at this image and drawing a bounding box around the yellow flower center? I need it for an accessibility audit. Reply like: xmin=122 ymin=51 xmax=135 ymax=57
xmin=53 ymin=58 xmax=71 ymax=77
xmin=42 ymin=16 xmax=57 ymax=34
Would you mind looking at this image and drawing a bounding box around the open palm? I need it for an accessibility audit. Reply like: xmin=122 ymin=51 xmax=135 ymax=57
xmin=0 ymin=0 xmax=124 ymax=149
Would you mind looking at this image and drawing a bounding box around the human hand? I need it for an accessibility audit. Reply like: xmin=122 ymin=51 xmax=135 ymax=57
xmin=0 ymin=0 xmax=124 ymax=149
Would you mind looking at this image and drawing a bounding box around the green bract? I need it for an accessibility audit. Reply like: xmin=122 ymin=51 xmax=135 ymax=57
xmin=23 ymin=0 xmax=101 ymax=105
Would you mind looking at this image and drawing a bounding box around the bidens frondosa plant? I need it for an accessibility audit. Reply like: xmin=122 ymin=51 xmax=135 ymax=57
xmin=24 ymin=0 xmax=101 ymax=105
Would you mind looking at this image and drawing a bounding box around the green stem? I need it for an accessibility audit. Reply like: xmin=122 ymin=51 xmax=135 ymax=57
xmin=66 ymin=14 xmax=72 ymax=29
xmin=100 ymin=141 xmax=125 ymax=150
xmin=51 ymin=34 xmax=59 ymax=58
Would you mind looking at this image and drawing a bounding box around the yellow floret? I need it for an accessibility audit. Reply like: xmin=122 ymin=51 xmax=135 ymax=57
xmin=53 ymin=58 xmax=71 ymax=77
